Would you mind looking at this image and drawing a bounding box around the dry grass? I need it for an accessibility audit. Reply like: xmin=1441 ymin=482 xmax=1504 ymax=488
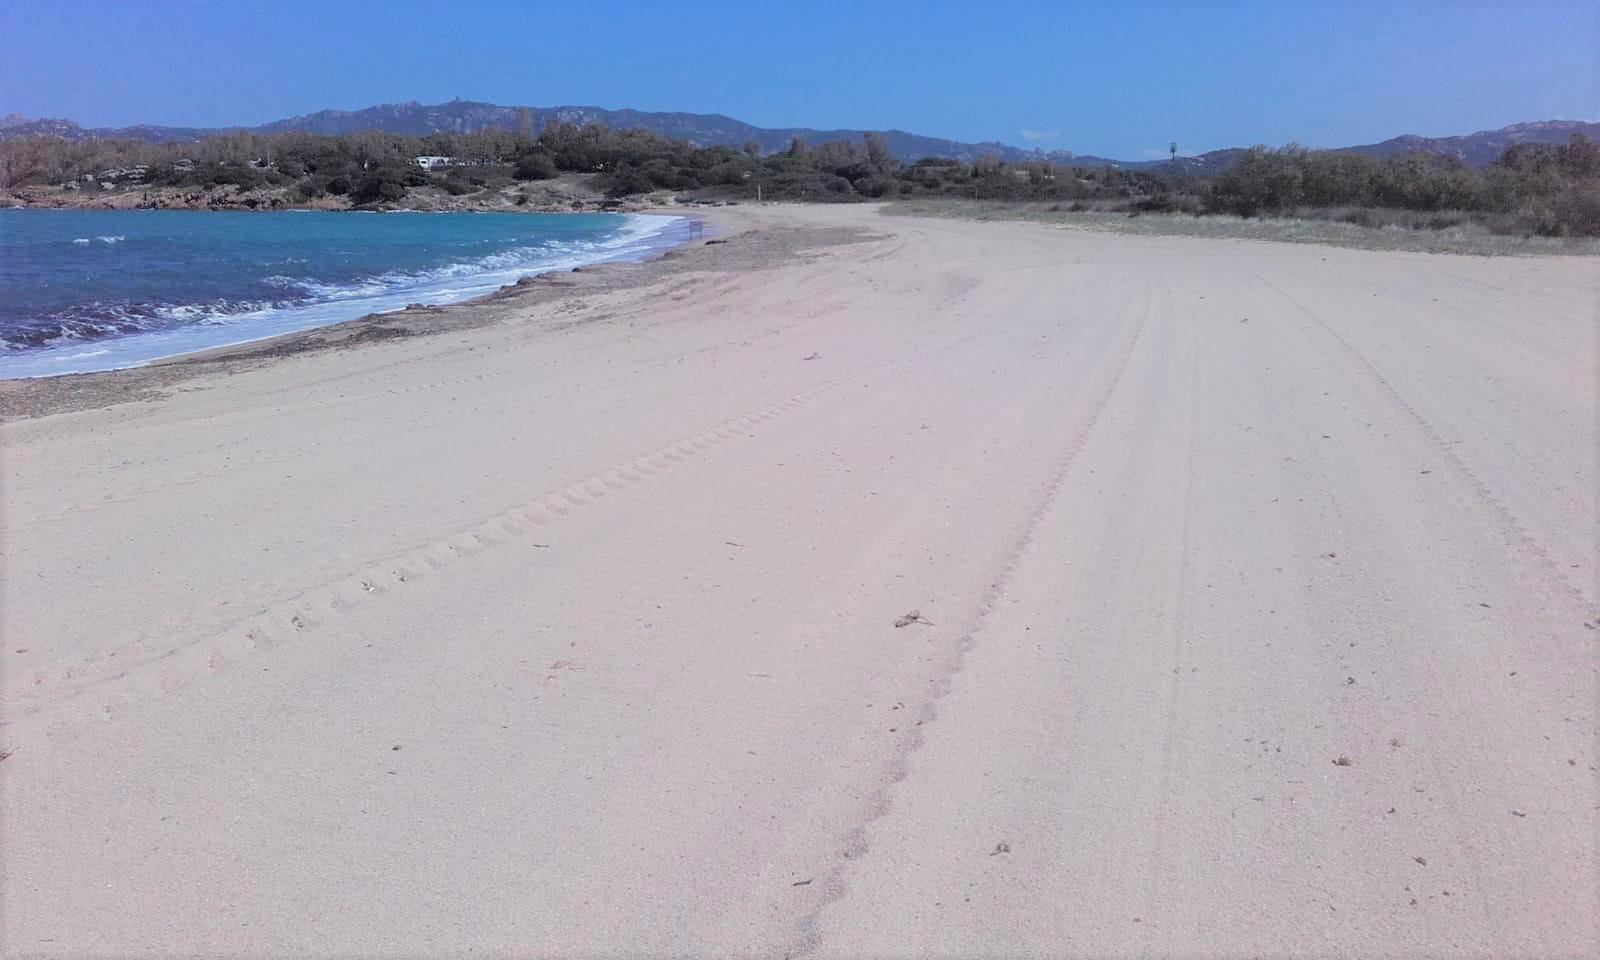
xmin=887 ymin=199 xmax=1600 ymax=257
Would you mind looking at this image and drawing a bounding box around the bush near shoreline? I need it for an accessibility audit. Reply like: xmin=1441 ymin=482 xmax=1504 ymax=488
xmin=3 ymin=122 xmax=1597 ymax=237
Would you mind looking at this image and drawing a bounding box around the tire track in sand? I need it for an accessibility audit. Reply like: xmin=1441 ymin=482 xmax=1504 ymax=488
xmin=784 ymin=279 xmax=1153 ymax=958
xmin=8 ymin=274 xmax=1005 ymax=751
xmin=1252 ymin=272 xmax=1597 ymax=616
xmin=12 ymin=298 xmax=862 ymax=533
xmin=3 ymin=356 xmax=895 ymax=751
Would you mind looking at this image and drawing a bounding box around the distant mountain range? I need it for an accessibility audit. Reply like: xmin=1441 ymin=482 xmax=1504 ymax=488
xmin=2 ymin=101 xmax=1595 ymax=172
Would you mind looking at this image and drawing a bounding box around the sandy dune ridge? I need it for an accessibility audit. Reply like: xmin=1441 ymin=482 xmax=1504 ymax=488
xmin=2 ymin=205 xmax=1596 ymax=956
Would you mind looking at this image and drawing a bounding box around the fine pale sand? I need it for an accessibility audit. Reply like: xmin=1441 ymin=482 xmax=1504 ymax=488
xmin=2 ymin=205 xmax=1596 ymax=957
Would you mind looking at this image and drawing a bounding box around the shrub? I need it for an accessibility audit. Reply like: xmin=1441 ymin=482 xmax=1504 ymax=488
xmin=706 ymin=159 xmax=756 ymax=185
xmin=640 ymin=158 xmax=696 ymax=189
xmin=601 ymin=166 xmax=656 ymax=197
xmin=1131 ymin=193 xmax=1200 ymax=214
xmin=1553 ymin=182 xmax=1600 ymax=236
xmin=514 ymin=152 xmax=558 ymax=180
xmin=853 ymin=176 xmax=898 ymax=198
xmin=1340 ymin=208 xmax=1376 ymax=228
xmin=351 ymin=171 xmax=409 ymax=204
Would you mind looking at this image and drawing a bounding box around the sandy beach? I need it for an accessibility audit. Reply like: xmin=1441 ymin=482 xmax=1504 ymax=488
xmin=2 ymin=204 xmax=1596 ymax=956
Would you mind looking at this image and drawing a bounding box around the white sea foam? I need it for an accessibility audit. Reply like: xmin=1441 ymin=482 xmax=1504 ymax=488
xmin=1 ymin=214 xmax=695 ymax=379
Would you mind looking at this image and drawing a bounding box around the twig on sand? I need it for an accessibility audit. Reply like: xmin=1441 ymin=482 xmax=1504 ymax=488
xmin=802 ymin=352 xmax=821 ymax=361
xmin=895 ymin=610 xmax=933 ymax=628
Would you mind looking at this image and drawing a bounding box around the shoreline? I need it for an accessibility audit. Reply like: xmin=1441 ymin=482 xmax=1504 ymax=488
xmin=0 ymin=207 xmax=710 ymax=382
xmin=0 ymin=206 xmax=873 ymax=420
xmin=3 ymin=203 xmax=1593 ymax=954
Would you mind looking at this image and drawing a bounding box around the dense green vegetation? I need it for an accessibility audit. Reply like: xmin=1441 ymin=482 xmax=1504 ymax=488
xmin=3 ymin=123 xmax=1597 ymax=236
xmin=1204 ymin=139 xmax=1600 ymax=235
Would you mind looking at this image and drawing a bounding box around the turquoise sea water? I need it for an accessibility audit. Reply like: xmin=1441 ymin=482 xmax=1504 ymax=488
xmin=0 ymin=208 xmax=693 ymax=378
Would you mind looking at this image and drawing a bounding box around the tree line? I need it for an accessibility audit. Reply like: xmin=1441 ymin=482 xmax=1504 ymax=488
xmin=3 ymin=122 xmax=1596 ymax=235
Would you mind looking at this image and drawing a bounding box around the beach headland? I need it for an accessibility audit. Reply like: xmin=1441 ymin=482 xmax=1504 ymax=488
xmin=3 ymin=203 xmax=1595 ymax=956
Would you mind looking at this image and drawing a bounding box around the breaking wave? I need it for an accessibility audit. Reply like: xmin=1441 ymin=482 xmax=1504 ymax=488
xmin=1 ymin=212 xmax=695 ymax=378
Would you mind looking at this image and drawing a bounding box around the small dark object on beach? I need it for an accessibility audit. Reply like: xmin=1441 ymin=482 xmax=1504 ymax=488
xmin=792 ymin=878 xmax=812 ymax=886
xmin=704 ymin=238 xmax=730 ymax=245
xmin=346 ymin=325 xmax=411 ymax=346
xmin=1333 ymin=755 xmax=1354 ymax=766
xmin=803 ymin=352 xmax=820 ymax=361
xmin=895 ymin=610 xmax=933 ymax=628
xmin=392 ymin=745 xmax=401 ymax=751
xmin=991 ymin=841 xmax=1010 ymax=855
xmin=1413 ymin=856 xmax=1427 ymax=865
xmin=0 ymin=750 xmax=12 ymax=763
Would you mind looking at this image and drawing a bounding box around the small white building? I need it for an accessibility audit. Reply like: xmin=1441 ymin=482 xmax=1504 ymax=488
xmin=414 ymin=156 xmax=456 ymax=171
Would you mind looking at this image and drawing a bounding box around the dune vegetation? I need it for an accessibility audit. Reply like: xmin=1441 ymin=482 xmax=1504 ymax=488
xmin=4 ymin=122 xmax=1597 ymax=236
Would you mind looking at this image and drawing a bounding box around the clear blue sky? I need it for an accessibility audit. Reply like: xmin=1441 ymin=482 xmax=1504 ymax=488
xmin=2 ymin=1 xmax=1593 ymax=158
